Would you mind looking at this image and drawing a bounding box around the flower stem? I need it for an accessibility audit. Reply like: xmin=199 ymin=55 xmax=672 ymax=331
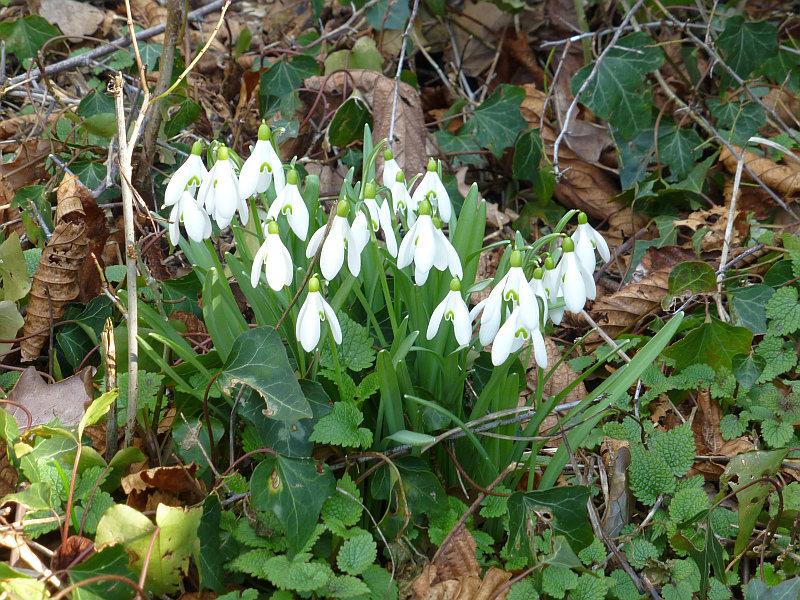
xmin=371 ymin=234 xmax=399 ymax=336
xmin=327 ymin=327 xmax=344 ymax=394
xmin=352 ymin=285 xmax=389 ymax=347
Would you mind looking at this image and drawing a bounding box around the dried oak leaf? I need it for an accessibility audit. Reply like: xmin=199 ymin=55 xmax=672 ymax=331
xmin=6 ymin=366 xmax=93 ymax=428
xmin=21 ymin=174 xmax=94 ymax=360
xmin=122 ymin=464 xmax=206 ymax=511
xmin=413 ymin=527 xmax=512 ymax=600
xmin=589 ymin=246 xmax=698 ymax=338
xmin=304 ymin=70 xmax=428 ymax=182
xmin=519 ymin=84 xmax=621 ymax=220
xmin=720 ymin=145 xmax=800 ymax=196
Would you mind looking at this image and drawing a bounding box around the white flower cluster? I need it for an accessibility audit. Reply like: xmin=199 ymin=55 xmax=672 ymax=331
xmin=164 ymin=126 xmax=609 ymax=363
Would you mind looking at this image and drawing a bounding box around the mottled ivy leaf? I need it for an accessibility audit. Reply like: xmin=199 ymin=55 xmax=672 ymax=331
xmin=571 ymin=32 xmax=664 ymax=139
xmin=370 ymin=456 xmax=446 ymax=519
xmin=328 ymin=97 xmax=372 ymax=148
xmin=57 ymin=297 xmax=113 ymax=368
xmin=434 ymin=130 xmax=483 ymax=166
xmin=69 ymin=545 xmax=135 ymax=600
xmin=239 ymin=380 xmax=332 ymax=458
xmin=716 ymin=16 xmax=778 ymax=89
xmin=250 ymin=454 xmax=335 ymax=554
xmin=731 ymin=353 xmax=766 ymax=390
xmin=513 ymin=129 xmax=555 ymax=201
xmin=745 ymin=577 xmax=800 ymax=600
xmin=219 ymin=327 xmax=312 ymax=421
xmin=77 ymin=91 xmax=115 ymax=118
xmin=658 ymin=124 xmax=703 ymax=180
xmin=260 ymin=55 xmax=319 ymax=101
xmin=463 ymin=85 xmax=528 ymax=158
xmin=667 ymin=262 xmax=716 ymax=297
xmin=163 ymin=96 xmax=201 ymax=138
xmin=730 ymin=284 xmax=774 ymax=334
xmin=662 ymin=316 xmax=753 ymax=373
xmin=669 ymin=152 xmax=716 ymax=196
xmin=0 ymin=15 xmax=61 ymax=61
xmin=721 ymin=449 xmax=789 ymax=558
xmin=708 ymin=99 xmax=765 ymax=146
xmin=71 ymin=161 xmax=106 ymax=190
xmin=161 ymin=271 xmax=203 ymax=317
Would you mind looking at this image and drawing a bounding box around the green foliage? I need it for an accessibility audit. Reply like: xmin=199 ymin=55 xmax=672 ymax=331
xmin=765 ymin=286 xmax=800 ymax=336
xmin=542 ymin=565 xmax=579 ymax=599
xmin=321 ymin=312 xmax=376 ymax=372
xmin=466 ymin=85 xmax=529 ymax=158
xmin=0 ymin=15 xmax=60 ymax=61
xmin=336 ymin=534 xmax=377 ymax=575
xmin=322 ymin=474 xmax=363 ymax=527
xmin=310 ymin=402 xmax=373 ymax=448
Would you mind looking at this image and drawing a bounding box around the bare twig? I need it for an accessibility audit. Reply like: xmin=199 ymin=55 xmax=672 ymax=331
xmin=387 ymin=0 xmax=422 ymax=151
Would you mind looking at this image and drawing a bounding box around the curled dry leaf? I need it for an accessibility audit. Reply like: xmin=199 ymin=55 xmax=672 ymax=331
xmin=589 ymin=246 xmax=698 ymax=339
xmin=689 ymin=390 xmax=754 ymax=481
xmin=122 ymin=464 xmax=206 ymax=511
xmin=51 ymin=535 xmax=94 ymax=571
xmin=525 ymin=338 xmax=587 ymax=406
xmin=602 ymin=445 xmax=633 ymax=539
xmin=413 ymin=527 xmax=512 ymax=600
xmin=304 ymin=70 xmax=427 ymax=181
xmin=673 ymin=205 xmax=746 ymax=253
xmin=519 ymin=84 xmax=622 ymax=220
xmin=21 ymin=174 xmax=99 ymax=360
xmin=6 ymin=366 xmax=94 ymax=428
xmin=720 ymin=145 xmax=800 ymax=196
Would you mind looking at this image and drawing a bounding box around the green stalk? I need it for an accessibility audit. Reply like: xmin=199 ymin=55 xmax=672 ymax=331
xmin=371 ymin=234 xmax=399 ymax=335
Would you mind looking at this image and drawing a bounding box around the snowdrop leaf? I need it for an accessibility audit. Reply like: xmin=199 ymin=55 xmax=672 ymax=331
xmin=220 ymin=327 xmax=312 ymax=421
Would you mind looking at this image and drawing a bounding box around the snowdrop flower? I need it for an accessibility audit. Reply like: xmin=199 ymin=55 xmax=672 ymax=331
xmin=390 ymin=171 xmax=413 ymax=218
xmin=250 ymin=220 xmax=293 ymax=291
xmin=296 ymin=275 xmax=342 ymax=352
xmin=164 ymin=140 xmax=207 ymax=207
xmin=529 ymin=268 xmax=549 ymax=310
xmin=571 ymin=212 xmax=610 ymax=273
xmin=381 ymin=148 xmax=401 ymax=188
xmin=491 ymin=306 xmax=547 ymax=368
xmin=411 ymin=158 xmax=451 ymax=223
xmin=239 ymin=122 xmax=286 ymax=198
xmin=197 ymin=146 xmax=247 ymax=229
xmin=168 ymin=191 xmax=211 ymax=245
xmin=397 ymin=200 xmax=462 ymax=285
xmin=267 ymin=169 xmax=308 ymax=241
xmin=363 ymin=183 xmax=398 ymax=257
xmin=560 ymin=237 xmax=596 ymax=313
xmin=427 ymin=278 xmax=472 ymax=346
xmin=306 ymin=199 xmax=362 ymax=280
xmin=471 ymin=250 xmax=539 ymax=347
xmin=542 ymin=256 xmax=565 ymax=325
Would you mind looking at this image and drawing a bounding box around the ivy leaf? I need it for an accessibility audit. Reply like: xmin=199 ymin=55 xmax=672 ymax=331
xmin=336 ymin=533 xmax=377 ymax=575
xmin=0 ymin=16 xmax=61 ymax=61
xmin=716 ymin=16 xmax=778 ymax=88
xmin=434 ymin=130 xmax=484 ymax=166
xmin=730 ymin=284 xmax=774 ymax=334
xmin=708 ymin=99 xmax=765 ymax=146
xmin=320 ymin=312 xmax=376 ymax=372
xmin=68 ymin=545 xmax=135 ymax=600
xmin=467 ymin=84 xmax=528 ymax=158
xmin=163 ymin=96 xmax=201 ymax=138
xmin=765 ymin=286 xmax=800 ymax=336
xmin=310 ymin=402 xmax=373 ymax=449
xmin=328 ymin=97 xmax=372 ymax=148
xmin=219 ymin=327 xmax=312 ymax=421
xmin=260 ymin=56 xmax=319 ymax=100
xmin=658 ymin=125 xmax=703 ymax=180
xmin=662 ymin=316 xmax=753 ymax=373
xmin=667 ymin=262 xmax=716 ymax=298
xmin=250 ymin=454 xmax=336 ymax=553
xmin=513 ymin=130 xmax=555 ymax=201
xmin=731 ymin=353 xmax=766 ymax=390
xmin=571 ymin=32 xmax=664 ymax=139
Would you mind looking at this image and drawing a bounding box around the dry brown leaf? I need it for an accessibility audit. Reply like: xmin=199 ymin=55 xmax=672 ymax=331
xmin=673 ymin=205 xmax=746 ymax=253
xmin=0 ymin=140 xmax=50 ymax=205
xmin=0 ymin=439 xmax=18 ymax=498
xmin=413 ymin=528 xmax=511 ymax=600
xmin=51 ymin=535 xmax=94 ymax=571
xmin=589 ymin=246 xmax=698 ymax=338
xmin=720 ymin=145 xmax=800 ymax=196
xmin=519 ymin=84 xmax=622 ymax=219
xmin=304 ymin=70 xmax=427 ymax=182
xmin=761 ymin=88 xmax=800 ymax=132
xmin=526 ymin=338 xmax=587 ymax=405
xmin=34 ymin=0 xmax=104 ymax=38
xmin=6 ymin=366 xmax=93 ymax=428
xmin=21 ymin=175 xmax=97 ymax=360
xmin=122 ymin=464 xmax=206 ymax=511
xmin=602 ymin=446 xmax=632 ymax=539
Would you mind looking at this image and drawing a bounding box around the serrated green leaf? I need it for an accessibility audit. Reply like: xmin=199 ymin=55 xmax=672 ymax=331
xmin=719 ymin=414 xmax=745 ymax=440
xmin=250 ymin=454 xmax=336 ymax=553
xmin=572 ymin=573 xmax=615 ymax=600
xmin=336 ymin=533 xmax=377 ymax=575
xmin=506 ymin=576 xmax=539 ymax=600
xmin=670 ymin=487 xmax=709 ymax=521
xmin=262 ymin=555 xmax=332 ymax=591
xmin=754 ymin=335 xmax=797 ymax=383
xmin=761 ymin=419 xmax=794 ymax=448
xmin=327 ymin=575 xmax=371 ymax=598
xmin=629 ymin=444 xmax=676 ymax=505
xmin=322 ymin=473 xmax=363 ymax=526
xmin=468 ymin=84 xmax=528 ymax=158
xmin=542 ymin=565 xmax=579 ymax=599
xmin=571 ymin=32 xmax=664 ymax=139
xmin=358 ymin=564 xmax=398 ymax=600
xmin=650 ymin=422 xmax=696 ymax=477
xmin=766 ymin=286 xmax=800 ymax=336
xmin=0 ymin=15 xmax=61 ymax=61
xmin=220 ymin=327 xmax=312 ymax=421
xmin=310 ymin=401 xmax=372 ymax=448
xmin=662 ymin=316 xmax=753 ymax=373
xmin=320 ymin=312 xmax=376 ymax=372
xmin=716 ymin=16 xmax=778 ymax=88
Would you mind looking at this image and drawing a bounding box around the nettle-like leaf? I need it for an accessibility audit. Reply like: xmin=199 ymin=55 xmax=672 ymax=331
xmin=262 ymin=554 xmax=333 ymax=591
xmin=506 ymin=577 xmax=540 ymax=600
xmin=754 ymin=336 xmax=797 ymax=384
xmin=578 ymin=539 xmax=606 ymax=566
xmin=669 ymin=488 xmax=709 ymax=522
xmin=572 ymin=573 xmax=615 ymax=600
xmin=321 ymin=312 xmax=376 ymax=372
xmin=609 ymin=569 xmax=643 ymax=600
xmin=650 ymin=423 xmax=696 ymax=477
xmin=360 ymin=564 xmax=398 ymax=600
xmin=571 ymin=32 xmax=664 ymax=139
xmin=658 ymin=124 xmax=703 ymax=180
xmin=542 ymin=566 xmax=579 ymax=599
xmin=765 ymin=286 xmax=800 ymax=336
xmin=310 ymin=402 xmax=373 ymax=449
xmin=628 ymin=444 xmax=676 ymax=505
xmin=322 ymin=473 xmax=363 ymax=527
xmin=466 ymin=84 xmax=528 ymax=158
xmin=480 ymin=485 xmax=511 ymax=518
xmin=228 ymin=549 xmax=275 ymax=576
xmin=761 ymin=419 xmax=794 ymax=448
xmin=115 ymin=371 xmax=164 ymax=426
xmin=625 ymin=537 xmax=659 ymax=568
xmin=327 ymin=575 xmax=371 ymax=599
xmin=719 ymin=414 xmax=745 ymax=440
xmin=336 ymin=533 xmax=377 ymax=575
